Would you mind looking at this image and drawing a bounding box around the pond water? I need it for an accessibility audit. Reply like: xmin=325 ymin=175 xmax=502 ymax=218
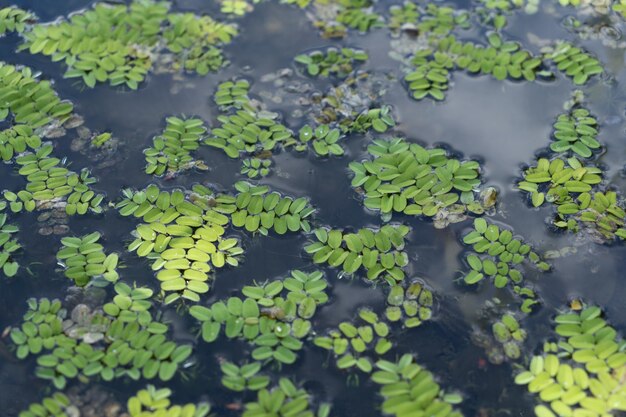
xmin=1 ymin=0 xmax=626 ymax=417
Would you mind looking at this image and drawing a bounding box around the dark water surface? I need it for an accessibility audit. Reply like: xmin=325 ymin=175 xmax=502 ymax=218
xmin=1 ymin=0 xmax=626 ymax=416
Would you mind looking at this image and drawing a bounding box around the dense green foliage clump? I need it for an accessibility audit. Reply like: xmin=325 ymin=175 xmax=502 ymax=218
xmin=0 ymin=6 xmax=34 ymax=36
xmin=56 ymin=231 xmax=119 ymax=286
xmin=295 ymin=47 xmax=368 ymax=79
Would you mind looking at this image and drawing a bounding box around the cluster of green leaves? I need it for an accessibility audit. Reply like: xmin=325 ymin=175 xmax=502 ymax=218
xmin=385 ymin=281 xmax=433 ymax=328
xmin=518 ymin=157 xmax=626 ymax=240
xmin=372 ymin=354 xmax=463 ymax=417
xmin=347 ymin=105 xmax=396 ymax=134
xmin=614 ymin=0 xmax=626 ymax=18
xmin=214 ymin=79 xmax=251 ymax=110
xmin=56 ymin=232 xmax=119 ymax=286
xmin=219 ymin=0 xmax=253 ymax=16
xmin=349 ymin=138 xmax=485 ymax=221
xmin=314 ymin=308 xmax=393 ymax=373
xmin=6 ymin=144 xmax=104 ymax=215
xmin=307 ymin=0 xmax=383 ymax=38
xmin=118 ymin=184 xmax=243 ymax=304
xmin=241 ymin=157 xmax=272 ymax=179
xmin=221 ymin=361 xmax=270 ymax=391
xmin=461 ymin=218 xmax=550 ymax=312
xmin=0 ymin=6 xmax=34 ymax=36
xmin=127 ymin=385 xmax=211 ymax=417
xmin=10 ymin=287 xmax=192 ymax=389
xmin=243 ymin=378 xmax=331 ymax=417
xmin=190 ymin=270 xmax=329 ymax=365
xmin=305 ymin=224 xmax=410 ymax=284
xmin=144 ymin=117 xmax=208 ymax=176
xmin=0 ymin=125 xmax=41 ymax=161
xmin=405 ymin=34 xmax=542 ymax=101
xmin=0 ymin=212 xmax=20 ymax=277
xmin=296 ymin=124 xmax=345 ymax=156
xmin=231 ymin=181 xmax=316 ymax=235
xmin=19 ymin=1 xmax=237 ymax=88
xmin=550 ymin=107 xmax=601 ymax=158
xmin=0 ymin=63 xmax=73 ymax=128
xmin=18 ymin=392 xmax=72 ymax=417
xmin=294 ymin=47 xmax=368 ymax=79
xmin=542 ymin=42 xmax=603 ymax=85
xmin=205 ymin=109 xmax=296 ymax=158
xmin=388 ymin=3 xmax=470 ymax=35
xmin=91 ymin=132 xmax=112 ymax=148
xmin=162 ymin=12 xmax=238 ymax=76
xmin=515 ymin=305 xmax=626 ymax=417
xmin=491 ymin=313 xmax=526 ymax=360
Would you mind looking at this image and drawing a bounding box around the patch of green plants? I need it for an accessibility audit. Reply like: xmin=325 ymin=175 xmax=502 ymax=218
xmin=220 ymin=361 xmax=270 ymax=391
xmin=18 ymin=1 xmax=237 ymax=88
xmin=18 ymin=392 xmax=72 ymax=417
xmin=10 ymin=284 xmax=193 ymax=389
xmin=219 ymin=0 xmax=253 ymax=16
xmin=491 ymin=313 xmax=527 ymax=360
xmin=231 ymin=181 xmax=316 ymax=235
xmin=214 ymin=79 xmax=251 ymax=110
xmin=0 ymin=6 xmax=34 ymax=36
xmin=56 ymin=232 xmax=119 ymax=286
xmin=542 ymin=42 xmax=604 ymax=85
xmin=242 ymin=378 xmax=331 ymax=417
xmin=91 ymin=132 xmax=112 ymax=148
xmin=205 ymin=109 xmax=296 ymax=158
xmin=372 ymin=354 xmax=464 ymax=417
xmin=314 ymin=308 xmax=393 ymax=373
xmin=0 ymin=125 xmax=41 ymax=161
xmin=461 ymin=218 xmax=550 ymax=312
xmin=294 ymin=47 xmax=368 ymax=79
xmin=347 ymin=105 xmax=396 ymax=133
xmin=304 ymin=224 xmax=410 ymax=284
xmin=0 ymin=212 xmax=21 ymax=277
xmin=297 ymin=124 xmax=345 ymax=156
xmin=241 ymin=157 xmax=272 ymax=178
xmin=385 ymin=280 xmax=434 ymax=328
xmin=127 ymin=385 xmax=211 ymax=417
xmin=518 ymin=157 xmax=626 ymax=240
xmin=118 ymin=184 xmax=243 ymax=304
xmin=389 ymin=3 xmax=470 ymax=35
xmin=550 ymin=107 xmax=601 ymax=158
xmin=5 ymin=144 xmax=104 ymax=215
xmin=0 ymin=62 xmax=73 ymax=128
xmin=349 ymin=138 xmax=487 ymax=222
xmin=514 ymin=305 xmax=626 ymax=417
xmin=405 ymin=33 xmax=543 ymax=101
xmin=190 ymin=270 xmax=329 ymax=365
xmin=144 ymin=117 xmax=208 ymax=176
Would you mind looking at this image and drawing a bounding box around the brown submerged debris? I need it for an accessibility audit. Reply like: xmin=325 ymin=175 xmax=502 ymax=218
xmin=66 ymin=385 xmax=129 ymax=417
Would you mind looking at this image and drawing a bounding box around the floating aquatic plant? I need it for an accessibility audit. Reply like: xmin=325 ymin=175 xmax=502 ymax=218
xmin=405 ymin=33 xmax=543 ymax=101
xmin=0 ymin=62 xmax=73 ymax=128
xmin=231 ymin=181 xmax=315 ymax=235
xmin=542 ymin=42 xmax=604 ymax=85
xmin=205 ymin=108 xmax=295 ymax=158
xmin=514 ymin=305 xmax=626 ymax=417
xmin=305 ymin=224 xmax=410 ymax=284
xmin=18 ymin=1 xmax=237 ymax=88
xmin=0 ymin=212 xmax=20 ymax=277
xmin=144 ymin=117 xmax=208 ymax=176
xmin=118 ymin=184 xmax=243 ymax=304
xmin=314 ymin=308 xmax=393 ymax=373
xmin=10 ymin=285 xmax=192 ymax=389
xmin=347 ymin=105 xmax=396 ymax=134
xmin=214 ymin=79 xmax=251 ymax=110
xmin=388 ymin=3 xmax=470 ymax=36
xmin=56 ymin=232 xmax=119 ymax=286
xmin=385 ymin=280 xmax=434 ymax=328
xmin=241 ymin=157 xmax=272 ymax=178
xmin=0 ymin=6 xmax=34 ymax=36
xmin=191 ymin=270 xmax=329 ymax=365
xmin=219 ymin=0 xmax=254 ymax=16
xmin=349 ymin=138 xmax=487 ymax=222
xmin=90 ymin=132 xmax=112 ymax=148
xmin=461 ymin=218 xmax=550 ymax=312
xmin=243 ymin=378 xmax=331 ymax=417
xmin=220 ymin=361 xmax=270 ymax=391
xmin=491 ymin=313 xmax=526 ymax=360
xmin=18 ymin=392 xmax=72 ymax=417
xmin=372 ymin=354 xmax=464 ymax=417
xmin=294 ymin=47 xmax=368 ymax=79
xmin=518 ymin=157 xmax=626 ymax=240
xmin=472 ymin=307 xmax=528 ymax=364
xmin=0 ymin=125 xmax=41 ymax=161
xmin=550 ymin=107 xmax=601 ymax=158
xmin=127 ymin=385 xmax=211 ymax=417
xmin=6 ymin=144 xmax=104 ymax=215
xmin=297 ymin=124 xmax=345 ymax=156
